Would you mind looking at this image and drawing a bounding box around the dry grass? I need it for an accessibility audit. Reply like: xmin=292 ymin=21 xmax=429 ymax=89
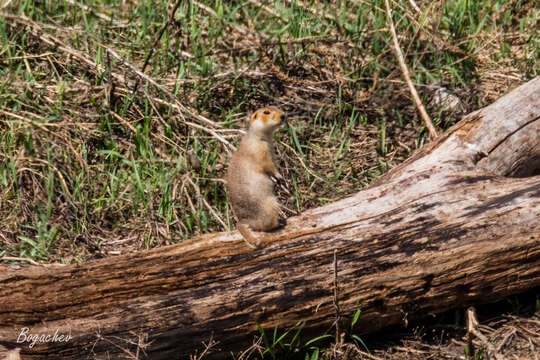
xmin=1 ymin=0 xmax=536 ymax=264
xmin=322 ymin=313 xmax=540 ymax=360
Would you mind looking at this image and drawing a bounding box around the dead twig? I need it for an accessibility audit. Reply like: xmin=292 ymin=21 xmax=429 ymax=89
xmin=495 ymin=328 xmax=516 ymax=352
xmin=186 ymin=176 xmax=228 ymax=230
xmin=333 ymin=249 xmax=342 ymax=343
xmin=63 ymin=0 xmax=128 ymax=26
xmin=94 ymin=331 xmax=151 ymax=360
xmin=189 ymin=334 xmax=218 ymax=360
xmin=1 ymin=256 xmax=41 ymax=266
xmin=0 ymin=0 xmax=13 ymax=10
xmin=104 ymin=47 xmax=215 ymax=130
xmin=180 ymin=176 xmax=197 ymax=216
xmin=408 ymin=0 xmax=422 ymax=14
xmin=279 ymin=141 xmax=326 ymax=184
xmin=130 ymin=0 xmax=184 ymax=97
xmin=104 ymin=47 xmax=234 ymax=153
xmin=384 ymin=0 xmax=438 ymax=139
xmin=3 ymin=14 xmax=233 ymax=153
xmin=467 ymin=307 xmax=504 ymax=360
xmin=355 ymin=350 xmax=384 ymax=360
xmin=0 ymin=108 xmax=91 ymax=178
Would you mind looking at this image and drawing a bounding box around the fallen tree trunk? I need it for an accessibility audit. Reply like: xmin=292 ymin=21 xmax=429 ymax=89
xmin=0 ymin=77 xmax=539 ymax=359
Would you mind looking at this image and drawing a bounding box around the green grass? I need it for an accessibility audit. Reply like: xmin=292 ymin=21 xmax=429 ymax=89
xmin=243 ymin=293 xmax=539 ymax=360
xmin=0 ymin=0 xmax=538 ymax=264
xmin=251 ymin=308 xmax=366 ymax=360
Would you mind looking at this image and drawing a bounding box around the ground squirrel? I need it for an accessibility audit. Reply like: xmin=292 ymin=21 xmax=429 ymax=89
xmin=226 ymin=107 xmax=286 ymax=248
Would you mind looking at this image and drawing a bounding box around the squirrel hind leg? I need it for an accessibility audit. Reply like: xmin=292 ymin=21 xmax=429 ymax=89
xmin=238 ymin=223 xmax=260 ymax=249
xmin=249 ymin=198 xmax=282 ymax=231
xmin=250 ymin=214 xmax=280 ymax=232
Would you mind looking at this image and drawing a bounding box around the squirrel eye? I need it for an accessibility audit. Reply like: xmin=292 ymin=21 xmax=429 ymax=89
xmin=263 ymin=110 xmax=271 ymax=115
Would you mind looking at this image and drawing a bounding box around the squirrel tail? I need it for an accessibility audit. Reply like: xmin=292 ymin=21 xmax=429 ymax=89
xmin=238 ymin=224 xmax=260 ymax=249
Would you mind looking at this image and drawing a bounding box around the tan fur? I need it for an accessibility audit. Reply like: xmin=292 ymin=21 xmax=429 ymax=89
xmin=226 ymin=107 xmax=285 ymax=248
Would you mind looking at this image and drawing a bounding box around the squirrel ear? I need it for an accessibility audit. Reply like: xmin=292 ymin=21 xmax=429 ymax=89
xmin=248 ymin=113 xmax=257 ymax=124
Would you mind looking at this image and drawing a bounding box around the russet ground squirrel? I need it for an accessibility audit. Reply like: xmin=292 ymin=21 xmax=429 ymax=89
xmin=226 ymin=107 xmax=286 ymax=248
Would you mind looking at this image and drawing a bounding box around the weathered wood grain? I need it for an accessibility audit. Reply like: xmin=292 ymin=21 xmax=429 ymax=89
xmin=0 ymin=77 xmax=539 ymax=359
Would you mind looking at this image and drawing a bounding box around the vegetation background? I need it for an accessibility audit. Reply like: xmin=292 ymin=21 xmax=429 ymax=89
xmin=0 ymin=0 xmax=538 ymax=358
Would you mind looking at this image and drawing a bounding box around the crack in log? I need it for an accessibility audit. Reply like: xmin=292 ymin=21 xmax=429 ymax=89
xmin=486 ymin=115 xmax=540 ymax=158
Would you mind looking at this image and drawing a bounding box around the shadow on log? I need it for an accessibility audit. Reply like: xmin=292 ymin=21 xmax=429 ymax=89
xmin=1 ymin=77 xmax=539 ymax=359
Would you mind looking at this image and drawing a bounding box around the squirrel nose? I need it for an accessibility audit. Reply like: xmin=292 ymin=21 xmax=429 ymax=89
xmin=280 ymin=114 xmax=287 ymax=123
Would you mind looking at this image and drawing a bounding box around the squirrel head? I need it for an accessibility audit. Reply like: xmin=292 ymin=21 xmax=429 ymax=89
xmin=247 ymin=107 xmax=285 ymax=137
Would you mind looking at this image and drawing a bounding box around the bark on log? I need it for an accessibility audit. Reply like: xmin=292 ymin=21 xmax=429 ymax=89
xmin=0 ymin=77 xmax=539 ymax=359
